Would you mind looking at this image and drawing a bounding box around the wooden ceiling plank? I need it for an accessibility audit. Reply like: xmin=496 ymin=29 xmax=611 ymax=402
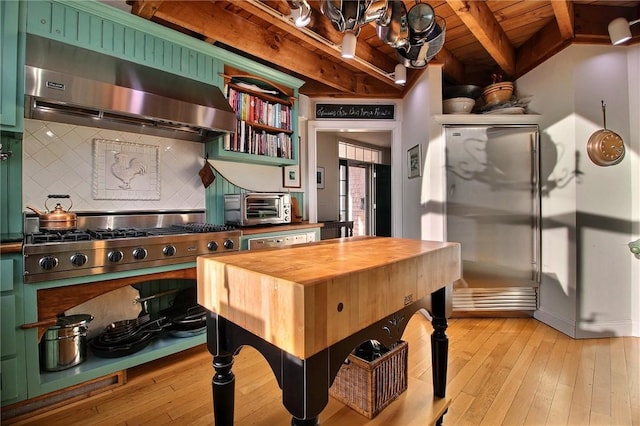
xmin=551 ymin=0 xmax=575 ymax=40
xmin=515 ymin=18 xmax=571 ymax=78
xmin=433 ymin=46 xmax=466 ymax=84
xmin=446 ymin=0 xmax=516 ymax=78
xmin=140 ymin=1 xmax=366 ymax=95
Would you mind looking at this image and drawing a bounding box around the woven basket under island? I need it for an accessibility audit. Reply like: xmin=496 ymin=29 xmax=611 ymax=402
xmin=329 ymin=341 xmax=408 ymax=419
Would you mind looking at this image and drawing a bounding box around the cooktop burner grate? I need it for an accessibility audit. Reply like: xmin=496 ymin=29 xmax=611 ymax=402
xmin=87 ymin=228 xmax=150 ymax=239
xmin=171 ymin=223 xmax=237 ymax=233
xmin=28 ymin=231 xmax=92 ymax=244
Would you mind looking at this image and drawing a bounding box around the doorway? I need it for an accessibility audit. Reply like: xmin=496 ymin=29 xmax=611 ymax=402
xmin=307 ymin=120 xmax=402 ymax=236
xmin=339 ymin=159 xmax=392 ymax=237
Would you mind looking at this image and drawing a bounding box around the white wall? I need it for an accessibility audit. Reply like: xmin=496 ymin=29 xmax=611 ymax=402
xmin=517 ymin=44 xmax=639 ymax=337
xmin=316 ymin=132 xmax=339 ymax=221
xmin=401 ymin=66 xmax=445 ymax=241
xmin=402 ymin=47 xmax=639 ymax=337
xmin=629 ymin=46 xmax=640 ymax=337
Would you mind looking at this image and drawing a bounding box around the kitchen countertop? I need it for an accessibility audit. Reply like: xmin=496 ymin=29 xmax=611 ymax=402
xmin=197 ymin=236 xmax=461 ymax=359
xmin=239 ymin=221 xmax=323 ymax=236
xmin=0 ymin=241 xmax=22 ymax=254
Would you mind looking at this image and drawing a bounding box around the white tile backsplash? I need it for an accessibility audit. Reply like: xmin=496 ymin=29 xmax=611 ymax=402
xmin=22 ymin=119 xmax=205 ymax=212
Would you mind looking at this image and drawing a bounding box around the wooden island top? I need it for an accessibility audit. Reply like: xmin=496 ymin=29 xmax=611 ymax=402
xmin=197 ymin=236 xmax=461 ymax=359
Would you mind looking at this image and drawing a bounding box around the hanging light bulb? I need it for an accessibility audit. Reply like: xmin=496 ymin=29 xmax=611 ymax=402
xmin=288 ymin=0 xmax=311 ymax=27
xmin=341 ymin=32 xmax=357 ymax=59
xmin=394 ymin=63 xmax=406 ymax=85
xmin=608 ymin=17 xmax=640 ymax=45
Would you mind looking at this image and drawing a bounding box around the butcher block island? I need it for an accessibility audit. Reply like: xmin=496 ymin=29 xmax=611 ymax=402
xmin=197 ymin=236 xmax=461 ymax=425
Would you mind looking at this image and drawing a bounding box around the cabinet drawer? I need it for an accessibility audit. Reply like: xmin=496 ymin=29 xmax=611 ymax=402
xmin=1 ymin=258 xmax=14 ymax=291
xmin=1 ymin=294 xmax=16 ymax=356
xmin=1 ymin=357 xmax=19 ymax=402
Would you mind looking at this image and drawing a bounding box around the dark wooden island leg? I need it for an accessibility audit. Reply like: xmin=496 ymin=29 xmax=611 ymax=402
xmin=430 ymin=287 xmax=449 ymax=425
xmin=212 ymin=354 xmax=235 ymax=426
xmin=430 ymin=286 xmax=449 ymax=398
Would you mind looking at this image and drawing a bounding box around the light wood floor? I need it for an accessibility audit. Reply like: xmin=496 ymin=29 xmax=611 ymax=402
xmin=7 ymin=316 xmax=639 ymax=425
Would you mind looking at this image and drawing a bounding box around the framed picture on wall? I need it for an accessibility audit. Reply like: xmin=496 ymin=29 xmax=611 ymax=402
xmin=283 ymin=165 xmax=301 ymax=188
xmin=407 ymin=144 xmax=422 ymax=179
xmin=317 ymin=167 xmax=325 ymax=189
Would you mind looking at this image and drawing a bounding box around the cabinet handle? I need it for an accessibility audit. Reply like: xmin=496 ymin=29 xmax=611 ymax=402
xmin=0 ymin=143 xmax=12 ymax=161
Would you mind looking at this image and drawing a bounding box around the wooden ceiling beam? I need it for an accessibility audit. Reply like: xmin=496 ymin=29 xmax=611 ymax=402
xmin=551 ymin=0 xmax=574 ymax=40
xmin=446 ymin=0 xmax=515 ymax=78
xmin=133 ymin=0 xmax=372 ymax=95
xmin=128 ymin=0 xmax=164 ymax=19
xmin=232 ymin=0 xmax=401 ymax=91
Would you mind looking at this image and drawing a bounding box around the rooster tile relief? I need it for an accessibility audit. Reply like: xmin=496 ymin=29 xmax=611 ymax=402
xmin=93 ymin=139 xmax=160 ymax=200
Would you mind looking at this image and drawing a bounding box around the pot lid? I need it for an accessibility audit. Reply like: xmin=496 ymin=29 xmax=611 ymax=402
xmin=57 ymin=314 xmax=94 ymax=328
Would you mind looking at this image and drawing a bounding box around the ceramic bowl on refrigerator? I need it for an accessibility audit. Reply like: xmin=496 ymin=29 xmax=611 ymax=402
xmin=443 ymin=97 xmax=476 ymax=114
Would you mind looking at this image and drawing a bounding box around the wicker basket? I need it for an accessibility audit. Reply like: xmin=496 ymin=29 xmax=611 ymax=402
xmin=329 ymin=341 xmax=408 ymax=419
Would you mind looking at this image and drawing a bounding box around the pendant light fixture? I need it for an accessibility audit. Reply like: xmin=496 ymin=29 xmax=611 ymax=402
xmin=341 ymin=32 xmax=357 ymax=58
xmin=608 ymin=17 xmax=640 ymax=45
xmin=288 ymin=0 xmax=312 ymax=27
xmin=394 ymin=63 xmax=406 ymax=85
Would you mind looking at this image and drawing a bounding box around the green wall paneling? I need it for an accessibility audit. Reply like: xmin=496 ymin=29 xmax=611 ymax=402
xmin=25 ymin=1 xmax=304 ymax=91
xmin=204 ymin=163 xmax=243 ymax=224
xmin=134 ymin=279 xmax=197 ymax=318
xmin=204 ymin=163 xmax=305 ymax=225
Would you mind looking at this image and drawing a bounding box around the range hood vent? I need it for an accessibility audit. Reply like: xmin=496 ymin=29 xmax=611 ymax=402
xmin=24 ymin=35 xmax=236 ymax=142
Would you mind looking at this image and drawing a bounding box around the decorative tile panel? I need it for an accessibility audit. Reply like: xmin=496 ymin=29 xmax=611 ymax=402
xmin=22 ymin=119 xmax=205 ymax=211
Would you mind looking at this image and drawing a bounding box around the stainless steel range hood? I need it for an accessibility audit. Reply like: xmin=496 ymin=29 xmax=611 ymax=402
xmin=24 ymin=35 xmax=236 ymax=142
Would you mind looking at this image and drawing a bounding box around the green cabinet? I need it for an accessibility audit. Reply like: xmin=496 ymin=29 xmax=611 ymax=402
xmin=0 ymin=255 xmax=27 ymax=404
xmin=0 ymin=134 xmax=23 ymax=239
xmin=0 ymin=0 xmax=24 ymax=132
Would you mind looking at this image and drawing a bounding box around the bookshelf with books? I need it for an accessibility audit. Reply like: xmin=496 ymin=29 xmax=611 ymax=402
xmin=212 ymin=69 xmax=298 ymax=166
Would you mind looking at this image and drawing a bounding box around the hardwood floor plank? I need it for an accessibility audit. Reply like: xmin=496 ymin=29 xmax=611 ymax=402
xmin=5 ymin=317 xmax=639 ymax=426
xmin=623 ymin=337 xmax=640 ymax=424
xmin=546 ymin=382 xmax=574 ymax=425
xmin=591 ymin=339 xmax=612 ymax=419
xmin=524 ymin=328 xmax=568 ymax=425
xmin=608 ymin=337 xmax=632 ymax=425
xmin=567 ymin=339 xmax=597 ymax=425
xmin=443 ymin=390 xmax=475 ymax=425
xmin=478 ymin=320 xmax=543 ymax=425
xmin=502 ymin=321 xmax=557 ymax=424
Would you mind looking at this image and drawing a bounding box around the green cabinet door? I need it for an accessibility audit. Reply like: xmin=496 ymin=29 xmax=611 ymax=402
xmin=0 ymin=0 xmax=24 ymax=132
xmin=0 ymin=255 xmax=27 ymax=405
xmin=0 ymin=134 xmax=23 ymax=239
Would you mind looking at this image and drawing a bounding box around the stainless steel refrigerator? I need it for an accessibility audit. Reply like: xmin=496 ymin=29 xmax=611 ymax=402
xmin=444 ymin=125 xmax=540 ymax=316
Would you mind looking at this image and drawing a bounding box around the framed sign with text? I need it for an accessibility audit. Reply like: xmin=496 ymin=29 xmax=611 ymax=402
xmin=315 ymin=103 xmax=395 ymax=120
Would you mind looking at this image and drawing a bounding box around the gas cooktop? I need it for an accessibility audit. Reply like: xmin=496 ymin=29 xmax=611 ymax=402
xmin=23 ymin=211 xmax=241 ymax=284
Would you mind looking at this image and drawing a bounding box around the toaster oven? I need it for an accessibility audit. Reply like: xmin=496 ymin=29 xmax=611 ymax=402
xmin=224 ymin=193 xmax=291 ymax=226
